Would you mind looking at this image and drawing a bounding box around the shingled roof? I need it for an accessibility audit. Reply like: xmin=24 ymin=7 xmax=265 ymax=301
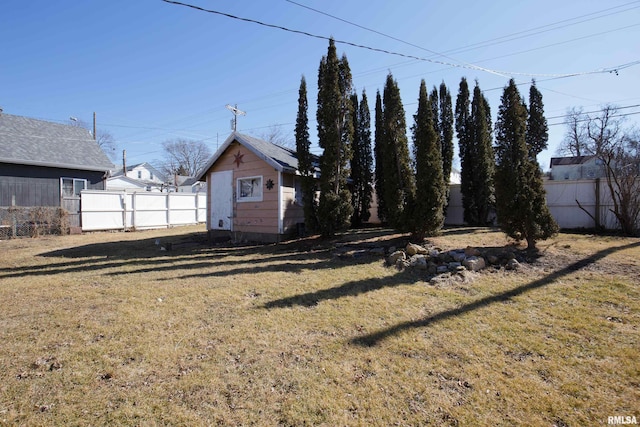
xmin=0 ymin=113 xmax=113 ymax=172
xmin=196 ymin=132 xmax=318 ymax=181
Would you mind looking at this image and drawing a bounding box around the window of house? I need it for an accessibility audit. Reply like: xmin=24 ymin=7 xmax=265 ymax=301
xmin=237 ymin=176 xmax=263 ymax=202
xmin=138 ymin=171 xmax=142 ymax=179
xmin=150 ymin=172 xmax=154 ymax=180
xmin=61 ymin=178 xmax=87 ymax=197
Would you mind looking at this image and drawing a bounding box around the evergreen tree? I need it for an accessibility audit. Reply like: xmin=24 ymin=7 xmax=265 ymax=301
xmin=434 ymin=82 xmax=454 ymax=215
xmin=350 ymin=90 xmax=373 ymax=227
xmin=381 ymin=72 xmax=414 ymax=230
xmin=526 ymin=79 xmax=549 ymax=158
xmin=316 ymin=38 xmax=354 ymax=236
xmin=295 ymin=75 xmax=318 ymax=232
xmin=410 ymin=80 xmax=445 ymax=240
xmin=494 ymin=79 xmax=558 ymax=250
xmin=373 ymin=90 xmax=387 ymax=223
xmin=438 ymin=82 xmax=455 ymax=189
xmin=469 ymin=82 xmax=495 ymax=224
xmin=455 ymin=77 xmax=475 ymax=224
xmin=456 ymin=78 xmax=495 ymax=225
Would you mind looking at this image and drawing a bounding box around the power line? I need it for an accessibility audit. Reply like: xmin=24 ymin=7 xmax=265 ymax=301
xmin=160 ymin=0 xmax=629 ymax=79
xmin=285 ymin=0 xmax=640 ymax=78
xmin=441 ymin=1 xmax=640 ymax=57
xmin=548 ymin=110 xmax=640 ymax=127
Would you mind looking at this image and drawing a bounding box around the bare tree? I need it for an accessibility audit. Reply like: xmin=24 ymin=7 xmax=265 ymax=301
xmin=161 ymin=138 xmax=211 ymax=178
xmin=559 ymin=105 xmax=640 ymax=235
xmin=558 ymin=107 xmax=588 ymax=157
xmin=69 ymin=118 xmax=118 ymax=161
xmin=258 ymin=124 xmax=294 ymax=149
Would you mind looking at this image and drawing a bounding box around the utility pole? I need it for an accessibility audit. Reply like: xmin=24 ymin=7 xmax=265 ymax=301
xmin=226 ymin=104 xmax=246 ymax=132
xmin=122 ymin=149 xmax=127 ymax=176
xmin=93 ymin=112 xmax=97 ymax=141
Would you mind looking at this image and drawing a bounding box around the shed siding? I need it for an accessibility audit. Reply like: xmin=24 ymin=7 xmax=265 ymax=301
xmin=281 ymin=175 xmax=304 ymax=235
xmin=210 ymin=142 xmax=281 ymax=235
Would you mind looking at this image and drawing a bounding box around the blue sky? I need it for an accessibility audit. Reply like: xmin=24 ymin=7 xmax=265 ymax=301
xmin=2 ymin=0 xmax=639 ymax=171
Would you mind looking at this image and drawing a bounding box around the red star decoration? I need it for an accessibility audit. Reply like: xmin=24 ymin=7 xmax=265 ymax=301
xmin=233 ymin=150 xmax=244 ymax=168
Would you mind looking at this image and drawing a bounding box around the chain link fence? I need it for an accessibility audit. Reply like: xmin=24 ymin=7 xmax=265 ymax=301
xmin=0 ymin=207 xmax=69 ymax=239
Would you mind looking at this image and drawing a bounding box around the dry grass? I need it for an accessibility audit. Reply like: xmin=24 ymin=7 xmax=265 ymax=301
xmin=0 ymin=225 xmax=638 ymax=426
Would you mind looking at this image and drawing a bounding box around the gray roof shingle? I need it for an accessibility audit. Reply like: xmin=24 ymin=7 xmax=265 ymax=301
xmin=0 ymin=113 xmax=114 ymax=172
xmin=195 ymin=132 xmax=319 ymax=181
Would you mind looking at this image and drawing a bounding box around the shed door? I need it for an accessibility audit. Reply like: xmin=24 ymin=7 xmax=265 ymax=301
xmin=210 ymin=170 xmax=233 ymax=230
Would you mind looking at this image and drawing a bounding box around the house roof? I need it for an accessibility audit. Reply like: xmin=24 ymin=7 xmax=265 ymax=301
xmin=196 ymin=132 xmax=308 ymax=180
xmin=0 ymin=113 xmax=114 ymax=172
xmin=111 ymin=162 xmax=166 ymax=180
xmin=106 ymin=175 xmax=149 ymax=188
xmin=549 ymin=155 xmax=596 ymax=168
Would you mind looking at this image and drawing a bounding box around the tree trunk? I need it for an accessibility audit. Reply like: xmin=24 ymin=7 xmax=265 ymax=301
xmin=526 ymin=236 xmax=537 ymax=251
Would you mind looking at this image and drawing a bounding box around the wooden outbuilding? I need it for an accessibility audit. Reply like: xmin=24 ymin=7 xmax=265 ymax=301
xmin=195 ymin=132 xmax=316 ymax=243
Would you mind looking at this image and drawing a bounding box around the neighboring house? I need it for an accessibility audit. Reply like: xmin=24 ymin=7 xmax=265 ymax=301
xmin=107 ymin=162 xmax=168 ymax=191
xmin=176 ymin=176 xmax=205 ymax=193
xmin=0 ymin=112 xmax=113 ymax=211
xmin=195 ymin=132 xmax=316 ymax=243
xmin=549 ymin=155 xmax=605 ymax=180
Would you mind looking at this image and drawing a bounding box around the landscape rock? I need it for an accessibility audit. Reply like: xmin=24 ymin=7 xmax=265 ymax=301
xmin=464 ymin=246 xmax=481 ymax=257
xmin=463 ymin=256 xmax=486 ymax=272
xmin=406 ymin=243 xmax=428 ymax=256
xmin=505 ymin=259 xmax=521 ymax=270
xmin=436 ymin=265 xmax=449 ymax=274
xmin=388 ymin=250 xmax=406 ymax=265
xmin=448 ymin=261 xmax=462 ymax=270
xmin=451 ymin=251 xmax=467 ymax=262
xmin=410 ymin=255 xmax=428 ymax=270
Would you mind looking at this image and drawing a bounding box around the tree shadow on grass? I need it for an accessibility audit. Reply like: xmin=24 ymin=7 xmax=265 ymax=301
xmin=263 ymin=268 xmax=423 ymax=308
xmin=350 ymin=240 xmax=640 ymax=347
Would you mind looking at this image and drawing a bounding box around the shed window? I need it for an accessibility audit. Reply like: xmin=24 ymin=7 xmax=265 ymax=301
xmin=237 ymin=176 xmax=263 ymax=202
xmin=61 ymin=178 xmax=87 ymax=197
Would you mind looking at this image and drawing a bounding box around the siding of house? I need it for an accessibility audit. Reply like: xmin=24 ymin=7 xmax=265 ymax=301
xmin=0 ymin=163 xmax=105 ymax=207
xmin=209 ymin=141 xmax=281 ymax=236
xmin=281 ymin=174 xmax=305 ymax=235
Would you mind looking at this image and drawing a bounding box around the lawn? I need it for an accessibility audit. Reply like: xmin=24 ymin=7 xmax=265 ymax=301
xmin=0 ymin=225 xmax=638 ymax=426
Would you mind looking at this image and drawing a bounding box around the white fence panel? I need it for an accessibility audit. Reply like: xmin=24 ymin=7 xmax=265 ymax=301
xmin=81 ymin=190 xmax=206 ymax=231
xmin=444 ymin=179 xmax=629 ymax=230
xmin=81 ymin=191 xmax=126 ymax=231
xmin=444 ymin=185 xmax=464 ymax=225
xmin=168 ymin=193 xmax=198 ymax=225
xmin=196 ymin=193 xmax=206 ymax=222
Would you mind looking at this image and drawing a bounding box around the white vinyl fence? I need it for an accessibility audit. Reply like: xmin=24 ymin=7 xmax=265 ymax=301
xmin=445 ymin=179 xmax=628 ymax=230
xmin=81 ymin=190 xmax=206 ymax=231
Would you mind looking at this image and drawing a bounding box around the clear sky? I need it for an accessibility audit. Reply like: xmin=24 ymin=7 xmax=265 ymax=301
xmin=2 ymin=0 xmax=639 ymax=172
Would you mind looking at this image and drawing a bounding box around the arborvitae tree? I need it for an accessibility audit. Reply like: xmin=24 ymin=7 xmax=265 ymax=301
xmin=431 ymin=82 xmax=455 ymax=215
xmin=381 ymin=72 xmax=414 ymax=230
xmin=295 ymin=75 xmax=318 ymax=232
xmin=526 ymin=79 xmax=549 ymax=158
xmin=350 ymin=90 xmax=373 ymax=227
xmin=494 ymin=79 xmax=558 ymax=250
xmin=410 ymin=80 xmax=445 ymax=240
xmin=373 ymin=90 xmax=387 ymax=223
xmin=455 ymin=77 xmax=475 ymax=224
xmin=439 ymin=82 xmax=455 ymax=190
xmin=456 ymin=78 xmax=495 ymax=225
xmin=469 ymin=82 xmax=495 ymax=224
xmin=316 ymin=38 xmax=354 ymax=236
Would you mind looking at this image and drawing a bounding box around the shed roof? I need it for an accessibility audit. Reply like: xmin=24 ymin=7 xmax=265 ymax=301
xmin=0 ymin=113 xmax=114 ymax=172
xmin=196 ymin=132 xmax=311 ymax=180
